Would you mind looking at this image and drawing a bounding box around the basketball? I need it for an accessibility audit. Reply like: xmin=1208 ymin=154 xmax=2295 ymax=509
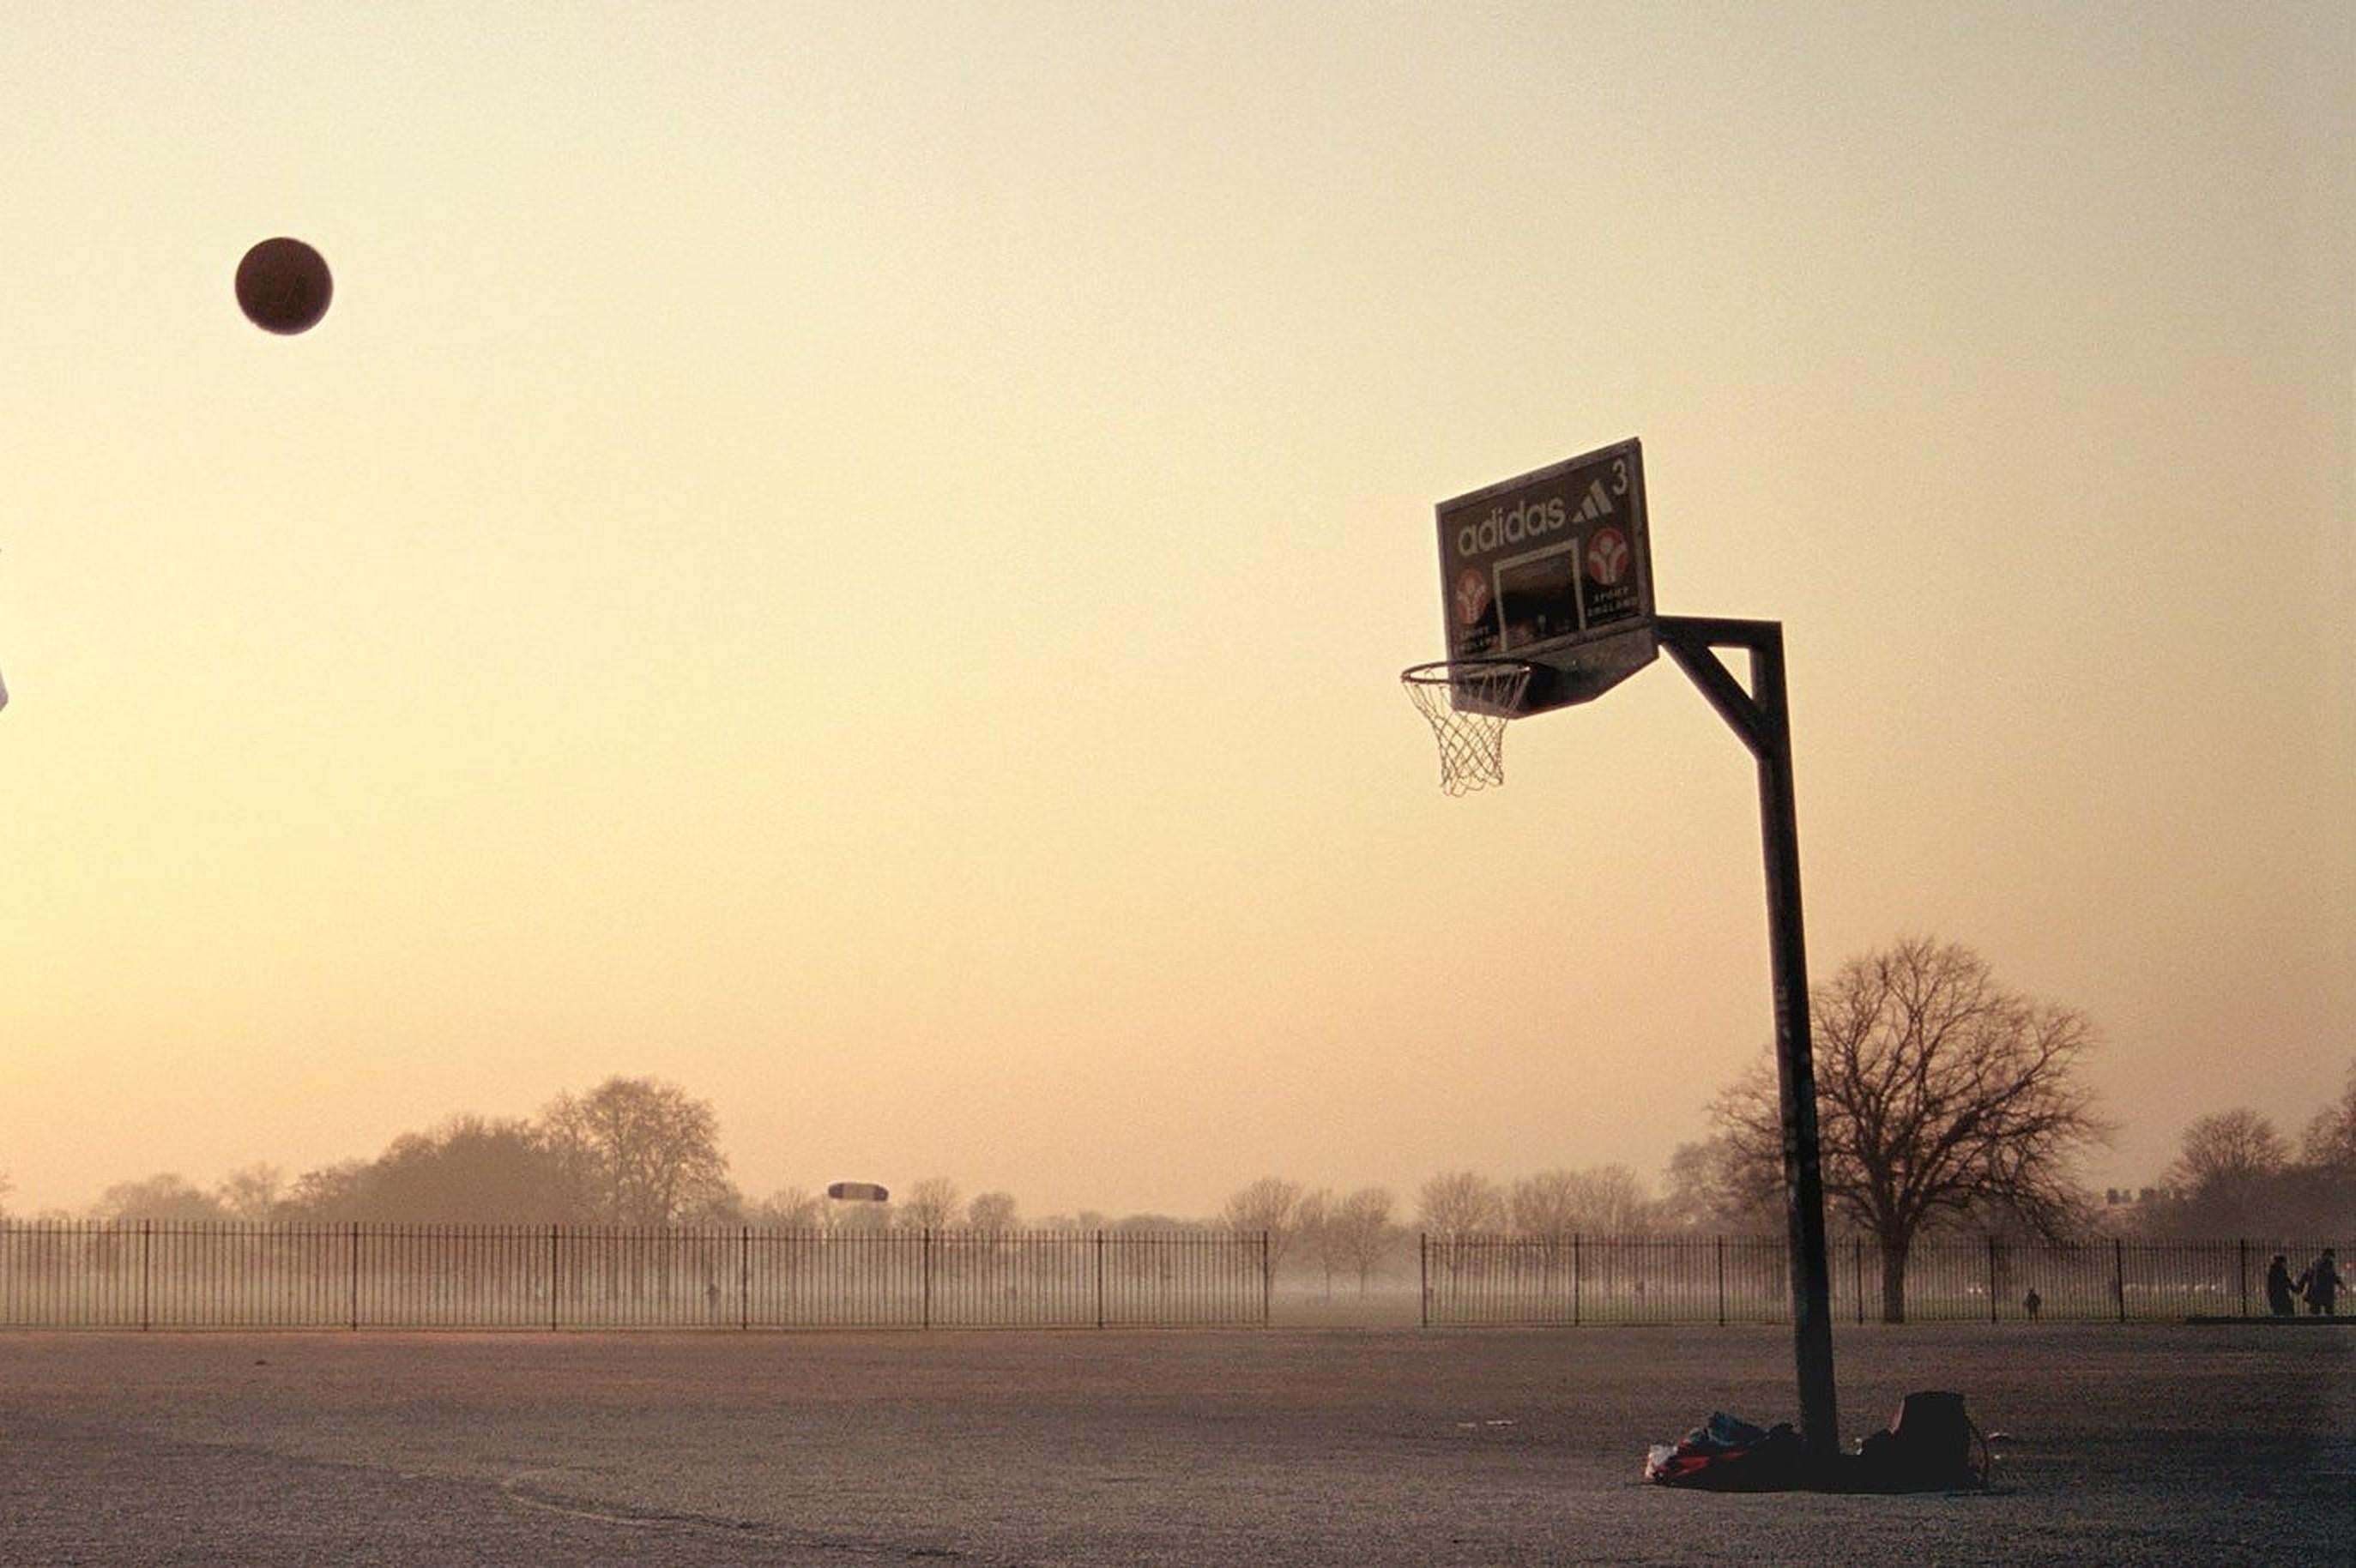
xmin=235 ymin=237 xmax=333 ymax=335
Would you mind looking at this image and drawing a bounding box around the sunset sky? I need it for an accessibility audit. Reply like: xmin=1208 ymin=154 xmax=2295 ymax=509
xmin=4 ymin=3 xmax=2349 ymax=1223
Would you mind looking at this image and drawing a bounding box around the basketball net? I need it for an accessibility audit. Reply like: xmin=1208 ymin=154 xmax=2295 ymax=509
xmin=1399 ymin=660 xmax=1533 ymax=795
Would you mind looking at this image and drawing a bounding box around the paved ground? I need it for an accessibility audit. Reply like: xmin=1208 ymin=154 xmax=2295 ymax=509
xmin=0 ymin=1323 xmax=2347 ymax=1565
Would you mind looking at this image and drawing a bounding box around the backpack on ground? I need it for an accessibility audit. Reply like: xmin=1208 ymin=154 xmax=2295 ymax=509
xmin=1850 ymin=1390 xmax=1990 ymax=1492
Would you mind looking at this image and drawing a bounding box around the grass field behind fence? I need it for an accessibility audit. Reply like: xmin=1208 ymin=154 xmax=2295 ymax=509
xmin=2 ymin=1222 xmax=2344 ymax=1330
xmin=0 ymin=1223 xmax=1271 ymax=1331
xmin=1418 ymin=1233 xmax=2355 ymax=1324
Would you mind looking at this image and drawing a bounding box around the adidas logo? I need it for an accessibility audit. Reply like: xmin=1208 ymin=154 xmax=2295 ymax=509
xmin=1453 ymin=479 xmax=1612 ymax=558
xmin=1574 ymin=479 xmax=1612 ymax=524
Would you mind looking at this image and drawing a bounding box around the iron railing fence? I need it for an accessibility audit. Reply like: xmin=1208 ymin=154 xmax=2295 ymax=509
xmin=0 ymin=1223 xmax=1272 ymax=1332
xmin=9 ymin=1224 xmax=2339 ymax=1330
xmin=1420 ymin=1233 xmax=2354 ymax=1325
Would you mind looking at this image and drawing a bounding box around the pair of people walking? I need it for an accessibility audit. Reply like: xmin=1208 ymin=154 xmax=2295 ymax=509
xmin=2263 ymin=1249 xmax=2341 ymax=1317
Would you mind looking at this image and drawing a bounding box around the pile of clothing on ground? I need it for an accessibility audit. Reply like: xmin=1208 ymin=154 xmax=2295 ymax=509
xmin=1644 ymin=1391 xmax=1991 ymax=1493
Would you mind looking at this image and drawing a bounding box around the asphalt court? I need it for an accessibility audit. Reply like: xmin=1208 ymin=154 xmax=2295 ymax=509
xmin=2 ymin=1323 xmax=2347 ymax=1565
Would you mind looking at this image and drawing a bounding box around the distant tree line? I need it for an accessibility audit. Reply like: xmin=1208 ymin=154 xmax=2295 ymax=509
xmin=9 ymin=937 xmax=2346 ymax=1327
xmin=2111 ymin=1064 xmax=2356 ymax=1240
xmin=1156 ymin=937 xmax=2127 ymax=1322
xmin=1657 ymin=937 xmax=2348 ymax=1319
xmin=80 ymin=1076 xmax=744 ymax=1228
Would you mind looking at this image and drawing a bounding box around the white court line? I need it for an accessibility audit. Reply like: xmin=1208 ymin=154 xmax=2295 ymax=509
xmin=497 ymin=1468 xmax=904 ymax=1557
xmin=500 ymin=1468 xmax=707 ymax=1530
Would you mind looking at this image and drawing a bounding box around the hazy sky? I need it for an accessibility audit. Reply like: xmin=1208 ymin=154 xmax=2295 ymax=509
xmin=4 ymin=3 xmax=2350 ymax=1222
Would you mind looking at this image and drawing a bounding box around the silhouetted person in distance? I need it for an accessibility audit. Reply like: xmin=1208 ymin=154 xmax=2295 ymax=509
xmin=2301 ymin=1249 xmax=2342 ymax=1317
xmin=2265 ymin=1254 xmax=2299 ymax=1318
xmin=2022 ymin=1288 xmax=2041 ymax=1320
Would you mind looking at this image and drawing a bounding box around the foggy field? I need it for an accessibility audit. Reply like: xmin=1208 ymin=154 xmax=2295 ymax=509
xmin=2 ymin=1324 xmax=2347 ymax=1566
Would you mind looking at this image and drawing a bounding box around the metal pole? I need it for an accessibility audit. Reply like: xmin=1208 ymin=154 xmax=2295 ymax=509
xmin=1261 ymin=1231 xmax=1273 ymax=1328
xmin=1419 ymin=1233 xmax=1429 ymax=1329
xmin=1658 ymin=617 xmax=1839 ymax=1469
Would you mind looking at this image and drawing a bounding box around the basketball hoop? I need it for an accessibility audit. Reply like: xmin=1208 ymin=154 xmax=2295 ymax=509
xmin=1399 ymin=659 xmax=1533 ymax=795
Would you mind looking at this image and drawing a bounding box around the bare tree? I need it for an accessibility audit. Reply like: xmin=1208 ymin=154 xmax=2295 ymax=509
xmin=1507 ymin=1171 xmax=1580 ymax=1236
xmin=2277 ymin=1060 xmax=2356 ymax=1234
xmin=1656 ymin=1138 xmax=1780 ymax=1233
xmin=365 ymin=1116 xmax=571 ymax=1221
xmin=214 ymin=1163 xmax=287 ymax=1221
xmin=1711 ymin=937 xmax=2107 ymax=1322
xmin=2299 ymin=1059 xmax=2356 ymax=1172
xmin=1329 ymin=1187 xmax=1397 ymax=1292
xmin=541 ymin=1076 xmax=733 ymax=1227
xmin=283 ymin=1161 xmax=369 ymax=1221
xmin=1510 ymin=1166 xmax=1651 ymax=1236
xmin=1112 ymin=1212 xmax=1197 ymax=1234
xmin=830 ymin=1191 xmax=895 ymax=1233
xmin=2165 ymin=1108 xmax=2289 ymax=1220
xmin=1036 ymin=1209 xmax=1109 ymax=1233
xmin=965 ymin=1191 xmax=1020 ymax=1232
xmin=750 ymin=1185 xmax=825 ymax=1229
xmin=899 ymin=1176 xmax=963 ymax=1231
xmin=1579 ymin=1166 xmax=1652 ymax=1233
xmin=1506 ymin=1171 xmax=1579 ymax=1287
xmin=1221 ymin=1177 xmax=1305 ymax=1269
xmin=1294 ymin=1188 xmax=1339 ymax=1294
xmin=93 ymin=1173 xmax=229 ymax=1222
xmin=1416 ymin=1170 xmax=1507 ymax=1238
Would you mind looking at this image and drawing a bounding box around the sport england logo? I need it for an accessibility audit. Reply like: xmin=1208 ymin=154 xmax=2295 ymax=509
xmin=1453 ymin=569 xmax=1492 ymax=627
xmin=1586 ymin=527 xmax=1630 ymax=586
xmin=1455 ymin=479 xmax=1614 ymax=559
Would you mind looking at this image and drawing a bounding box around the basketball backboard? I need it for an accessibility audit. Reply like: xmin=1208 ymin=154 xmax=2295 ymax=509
xmin=1433 ymin=437 xmax=1657 ymax=714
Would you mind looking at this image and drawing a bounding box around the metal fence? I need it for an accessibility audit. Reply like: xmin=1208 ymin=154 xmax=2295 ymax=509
xmin=0 ymin=1223 xmax=1272 ymax=1331
xmin=1418 ymin=1234 xmax=2355 ymax=1326
xmin=10 ymin=1224 xmax=2340 ymax=1331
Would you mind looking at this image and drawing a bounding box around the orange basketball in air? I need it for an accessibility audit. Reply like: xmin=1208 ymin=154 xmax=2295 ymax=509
xmin=235 ymin=238 xmax=333 ymax=335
